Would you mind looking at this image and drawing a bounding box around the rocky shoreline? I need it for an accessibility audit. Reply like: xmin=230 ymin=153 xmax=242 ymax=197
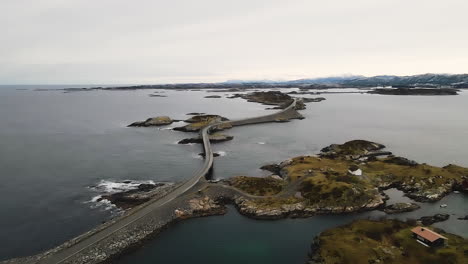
xmin=307 ymin=219 xmax=468 ymax=264
xmin=232 ymin=195 xmax=384 ymax=220
xmin=214 ymin=140 xmax=468 ymax=220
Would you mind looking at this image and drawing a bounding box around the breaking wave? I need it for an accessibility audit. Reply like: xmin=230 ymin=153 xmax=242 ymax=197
xmin=89 ymin=179 xmax=156 ymax=194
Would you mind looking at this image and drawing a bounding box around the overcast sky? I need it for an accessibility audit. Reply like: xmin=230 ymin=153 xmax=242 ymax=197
xmin=1 ymin=0 xmax=468 ymax=84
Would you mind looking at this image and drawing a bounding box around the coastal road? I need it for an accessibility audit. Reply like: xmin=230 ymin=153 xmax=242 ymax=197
xmin=31 ymin=99 xmax=299 ymax=264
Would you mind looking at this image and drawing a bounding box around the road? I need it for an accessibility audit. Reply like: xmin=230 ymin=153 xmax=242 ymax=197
xmin=29 ymin=99 xmax=299 ymax=264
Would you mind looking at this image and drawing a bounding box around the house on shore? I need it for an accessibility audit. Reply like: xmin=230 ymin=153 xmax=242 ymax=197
xmin=411 ymin=227 xmax=448 ymax=247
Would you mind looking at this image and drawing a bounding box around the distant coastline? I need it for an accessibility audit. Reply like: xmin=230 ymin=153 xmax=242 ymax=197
xmin=57 ymin=73 xmax=468 ymax=91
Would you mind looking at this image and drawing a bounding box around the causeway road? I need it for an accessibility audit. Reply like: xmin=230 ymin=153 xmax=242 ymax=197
xmin=21 ymin=99 xmax=299 ymax=264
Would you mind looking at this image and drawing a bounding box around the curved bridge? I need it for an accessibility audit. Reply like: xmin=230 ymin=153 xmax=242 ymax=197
xmin=198 ymin=98 xmax=298 ymax=181
xmin=24 ymin=99 xmax=300 ymax=264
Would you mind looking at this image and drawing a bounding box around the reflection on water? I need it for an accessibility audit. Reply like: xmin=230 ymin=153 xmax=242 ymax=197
xmin=119 ymin=190 xmax=468 ymax=264
xmin=0 ymin=87 xmax=467 ymax=261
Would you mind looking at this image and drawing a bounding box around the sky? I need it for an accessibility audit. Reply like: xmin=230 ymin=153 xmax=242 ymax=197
xmin=1 ymin=0 xmax=468 ymax=84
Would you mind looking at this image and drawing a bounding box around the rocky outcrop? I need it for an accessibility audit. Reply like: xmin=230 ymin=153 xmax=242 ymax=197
xmin=178 ymin=134 xmax=233 ymax=144
xmin=383 ymin=202 xmax=420 ymax=214
xmin=260 ymin=164 xmax=281 ymax=175
xmin=99 ymin=183 xmax=174 ymax=210
xmin=174 ymin=196 xmax=227 ymax=219
xmin=128 ymin=116 xmax=173 ymax=127
xmin=232 ymin=91 xmax=320 ymax=110
xmin=402 ymin=179 xmax=457 ymax=202
xmin=240 ymin=91 xmax=293 ymax=106
xmin=320 ymin=140 xmax=387 ymax=159
xmin=173 ymin=115 xmax=229 ymax=132
xmin=211 ymin=122 xmax=233 ymax=132
xmin=199 ymin=152 xmax=221 ymax=158
xmin=148 ymin=94 xmax=167 ymax=97
xmin=455 ymin=177 xmax=468 ymax=193
xmin=308 ymin=236 xmax=324 ymax=264
xmin=302 ymin=97 xmax=326 ymax=103
xmin=184 ymin=115 xmax=229 ymax=123
xmin=457 ymin=215 xmax=468 ymax=220
xmin=207 ymin=133 xmax=234 ymax=143
xmin=418 ymin=214 xmax=450 ymax=225
xmin=178 ymin=138 xmax=202 ymax=144
xmin=204 ymin=95 xmax=222 ymax=98
xmin=383 ymin=156 xmax=418 ymax=166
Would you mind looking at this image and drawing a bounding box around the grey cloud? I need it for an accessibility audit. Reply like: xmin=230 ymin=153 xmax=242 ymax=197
xmin=1 ymin=0 xmax=467 ymax=84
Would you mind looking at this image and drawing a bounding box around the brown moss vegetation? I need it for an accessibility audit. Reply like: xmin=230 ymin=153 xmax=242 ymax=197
xmin=285 ymin=155 xmax=467 ymax=203
xmin=228 ymin=140 xmax=468 ymax=212
xmin=313 ymin=219 xmax=468 ymax=264
xmin=174 ymin=114 xmax=229 ymax=132
xmin=228 ymin=176 xmax=285 ymax=196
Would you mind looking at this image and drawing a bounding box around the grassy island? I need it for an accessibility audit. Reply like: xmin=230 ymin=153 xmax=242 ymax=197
xmin=228 ymin=140 xmax=468 ymax=218
xmin=309 ymin=219 xmax=468 ymax=264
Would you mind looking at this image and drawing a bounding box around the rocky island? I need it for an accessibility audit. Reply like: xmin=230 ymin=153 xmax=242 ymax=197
xmin=218 ymin=140 xmax=468 ymax=219
xmin=368 ymin=87 xmax=459 ymax=96
xmin=382 ymin=202 xmax=421 ymax=214
xmin=229 ymin=90 xmax=324 ymax=110
xmin=128 ymin=116 xmax=174 ymax=127
xmin=308 ymin=219 xmax=468 ymax=264
xmin=173 ymin=114 xmax=231 ymax=132
xmin=97 ymin=182 xmax=175 ymax=210
xmin=178 ymin=133 xmax=233 ymax=144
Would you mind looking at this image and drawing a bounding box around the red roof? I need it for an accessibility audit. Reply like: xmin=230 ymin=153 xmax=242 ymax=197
xmin=411 ymin=227 xmax=448 ymax=242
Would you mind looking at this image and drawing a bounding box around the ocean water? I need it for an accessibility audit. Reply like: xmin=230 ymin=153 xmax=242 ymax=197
xmin=0 ymin=86 xmax=467 ymax=262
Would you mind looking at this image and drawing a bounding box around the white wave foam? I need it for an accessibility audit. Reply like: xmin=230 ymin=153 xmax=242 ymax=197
xmin=179 ymin=142 xmax=196 ymax=146
xmin=257 ymin=142 xmax=266 ymax=145
xmin=86 ymin=179 xmax=173 ymax=213
xmin=89 ymin=179 xmax=156 ymax=194
xmin=84 ymin=195 xmax=121 ymax=213
xmin=192 ymin=153 xmax=203 ymax=159
xmin=218 ymin=151 xmax=226 ymax=156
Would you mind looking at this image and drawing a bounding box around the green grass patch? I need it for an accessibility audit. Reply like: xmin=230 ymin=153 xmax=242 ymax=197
xmin=315 ymin=219 xmax=468 ymax=264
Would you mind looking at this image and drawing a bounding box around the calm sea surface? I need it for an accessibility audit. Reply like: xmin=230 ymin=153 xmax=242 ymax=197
xmin=0 ymin=86 xmax=467 ymax=262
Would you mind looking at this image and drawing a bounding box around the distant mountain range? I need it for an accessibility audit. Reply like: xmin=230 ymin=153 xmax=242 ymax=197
xmin=66 ymin=74 xmax=468 ymax=92
xmin=225 ymin=74 xmax=468 ymax=88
